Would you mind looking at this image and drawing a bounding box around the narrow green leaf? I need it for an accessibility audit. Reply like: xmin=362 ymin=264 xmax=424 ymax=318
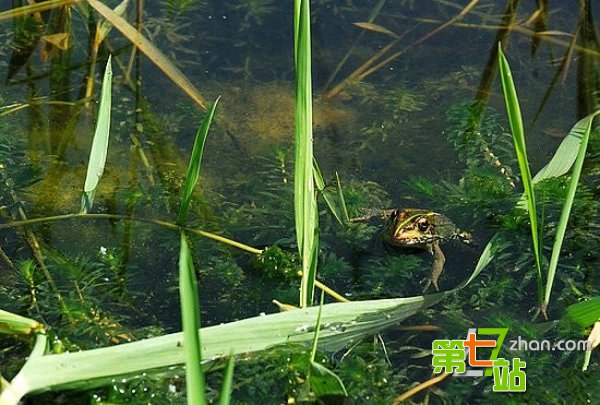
xmin=218 ymin=351 xmax=235 ymax=405
xmin=179 ymin=232 xmax=206 ymax=405
xmin=294 ymin=0 xmax=318 ymax=308
xmin=462 ymin=233 xmax=511 ymax=287
xmin=81 ymin=56 xmax=112 ymax=213
xmin=498 ymin=45 xmax=543 ymax=304
xmin=543 ymin=112 xmax=598 ymax=311
xmin=177 ymin=97 xmax=220 ymax=225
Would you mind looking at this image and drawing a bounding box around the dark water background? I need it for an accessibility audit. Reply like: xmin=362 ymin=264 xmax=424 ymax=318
xmin=1 ymin=1 xmax=599 ymax=401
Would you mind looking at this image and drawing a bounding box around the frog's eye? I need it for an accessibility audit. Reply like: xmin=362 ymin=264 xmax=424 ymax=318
xmin=417 ymin=218 xmax=430 ymax=232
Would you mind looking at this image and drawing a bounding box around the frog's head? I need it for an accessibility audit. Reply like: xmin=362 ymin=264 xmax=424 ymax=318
xmin=384 ymin=209 xmax=458 ymax=248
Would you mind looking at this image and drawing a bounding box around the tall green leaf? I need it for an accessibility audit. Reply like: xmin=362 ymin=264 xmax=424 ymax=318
xmin=294 ymin=0 xmax=318 ymax=308
xmin=81 ymin=56 xmax=112 ymax=213
xmin=542 ymin=112 xmax=599 ymax=313
xmin=177 ymin=97 xmax=220 ymax=225
xmin=179 ymin=231 xmax=206 ymax=405
xmin=498 ymin=46 xmax=543 ymax=304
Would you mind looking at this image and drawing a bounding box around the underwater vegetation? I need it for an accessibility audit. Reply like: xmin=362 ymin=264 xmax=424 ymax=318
xmin=0 ymin=0 xmax=599 ymax=404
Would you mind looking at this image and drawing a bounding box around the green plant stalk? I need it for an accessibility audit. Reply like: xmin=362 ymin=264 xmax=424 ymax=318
xmin=294 ymin=0 xmax=318 ymax=308
xmin=81 ymin=56 xmax=112 ymax=213
xmin=218 ymin=351 xmax=235 ymax=405
xmin=542 ymin=112 xmax=599 ymax=314
xmin=310 ymin=291 xmax=325 ymax=363
xmin=179 ymin=232 xmax=206 ymax=405
xmin=307 ymin=291 xmax=348 ymax=397
xmin=0 ymin=213 xmax=262 ymax=254
xmin=178 ymin=97 xmax=220 ymax=224
xmin=498 ymin=45 xmax=543 ymax=304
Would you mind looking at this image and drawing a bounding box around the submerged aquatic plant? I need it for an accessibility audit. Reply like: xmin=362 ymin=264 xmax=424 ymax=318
xmin=445 ymin=100 xmax=517 ymax=188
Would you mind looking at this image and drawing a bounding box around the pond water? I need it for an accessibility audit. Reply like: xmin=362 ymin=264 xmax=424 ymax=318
xmin=1 ymin=0 xmax=599 ymax=403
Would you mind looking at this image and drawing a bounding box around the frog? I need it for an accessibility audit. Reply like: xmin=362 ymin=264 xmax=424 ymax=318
xmin=352 ymin=208 xmax=471 ymax=292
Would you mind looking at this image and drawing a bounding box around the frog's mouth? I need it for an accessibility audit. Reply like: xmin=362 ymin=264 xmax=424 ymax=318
xmin=393 ymin=226 xmax=434 ymax=245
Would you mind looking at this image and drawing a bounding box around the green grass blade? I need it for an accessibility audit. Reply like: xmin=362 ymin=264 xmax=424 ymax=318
xmin=179 ymin=231 xmax=206 ymax=405
xmin=498 ymin=46 xmax=543 ymax=304
xmin=294 ymin=0 xmax=318 ymax=308
xmin=81 ymin=56 xmax=112 ymax=213
xmin=542 ymin=112 xmax=599 ymax=313
xmin=218 ymin=351 xmax=235 ymax=405
xmin=177 ymin=97 xmax=220 ymax=225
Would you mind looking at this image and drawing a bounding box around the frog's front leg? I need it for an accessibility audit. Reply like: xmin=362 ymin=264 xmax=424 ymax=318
xmin=422 ymin=241 xmax=445 ymax=292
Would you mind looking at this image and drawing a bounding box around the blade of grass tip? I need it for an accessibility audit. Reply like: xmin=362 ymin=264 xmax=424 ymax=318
xmin=497 ymin=45 xmax=543 ymax=304
xmin=178 ymin=97 xmax=221 ymax=225
xmin=542 ymin=112 xmax=599 ymax=316
xmin=294 ymin=0 xmax=318 ymax=308
xmin=179 ymin=231 xmax=206 ymax=405
xmin=81 ymin=56 xmax=112 ymax=214
xmin=218 ymin=351 xmax=235 ymax=405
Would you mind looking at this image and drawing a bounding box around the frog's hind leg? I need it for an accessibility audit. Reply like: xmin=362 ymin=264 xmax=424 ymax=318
xmin=421 ymin=242 xmax=445 ymax=292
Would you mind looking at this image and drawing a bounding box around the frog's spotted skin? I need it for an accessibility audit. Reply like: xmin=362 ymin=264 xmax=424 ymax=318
xmin=355 ymin=208 xmax=470 ymax=292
